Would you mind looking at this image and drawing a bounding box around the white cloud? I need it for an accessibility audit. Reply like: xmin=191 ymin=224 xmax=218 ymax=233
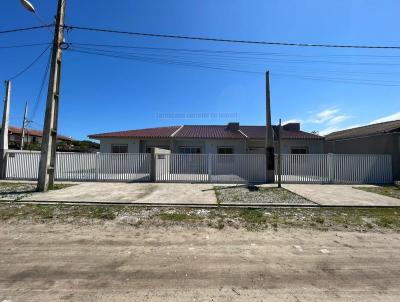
xmin=302 ymin=106 xmax=356 ymax=136
xmin=369 ymin=112 xmax=400 ymax=124
xmin=282 ymin=119 xmax=301 ymax=125
xmin=327 ymin=115 xmax=350 ymax=126
xmin=310 ymin=108 xmax=340 ymax=124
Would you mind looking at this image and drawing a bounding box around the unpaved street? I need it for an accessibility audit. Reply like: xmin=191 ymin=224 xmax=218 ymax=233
xmin=1 ymin=223 xmax=399 ymax=301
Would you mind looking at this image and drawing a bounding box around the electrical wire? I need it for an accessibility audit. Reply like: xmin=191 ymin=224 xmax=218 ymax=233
xmin=69 ymin=44 xmax=400 ymax=67
xmin=66 ymin=47 xmax=400 ymax=86
xmin=30 ymin=49 xmax=52 ymax=123
xmin=8 ymin=45 xmax=51 ymax=80
xmin=0 ymin=24 xmax=52 ymax=34
xmin=0 ymin=42 xmax=51 ymax=49
xmin=70 ymin=42 xmax=400 ymax=59
xmin=68 ymin=45 xmax=400 ymax=79
xmin=65 ymin=24 xmax=400 ymax=50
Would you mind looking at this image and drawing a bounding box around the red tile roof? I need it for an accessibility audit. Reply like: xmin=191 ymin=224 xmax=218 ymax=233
xmin=89 ymin=126 xmax=181 ymax=139
xmin=174 ymin=125 xmax=244 ymax=139
xmin=240 ymin=126 xmax=322 ymax=140
xmin=8 ymin=126 xmax=72 ymax=141
xmin=89 ymin=124 xmax=323 ymax=140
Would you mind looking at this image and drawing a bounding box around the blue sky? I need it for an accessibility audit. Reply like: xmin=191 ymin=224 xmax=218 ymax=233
xmin=1 ymin=0 xmax=399 ymax=140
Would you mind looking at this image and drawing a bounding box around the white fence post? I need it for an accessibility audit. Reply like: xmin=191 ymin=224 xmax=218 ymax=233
xmin=328 ymin=153 xmax=334 ymax=183
xmin=95 ymin=152 xmax=100 ymax=181
xmin=208 ymin=153 xmax=212 ymax=183
xmin=2 ymin=151 xmax=392 ymax=184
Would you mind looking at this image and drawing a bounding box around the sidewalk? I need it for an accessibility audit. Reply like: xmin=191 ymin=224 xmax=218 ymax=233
xmin=283 ymin=184 xmax=400 ymax=206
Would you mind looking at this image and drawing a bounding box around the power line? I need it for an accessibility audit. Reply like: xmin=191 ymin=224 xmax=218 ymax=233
xmin=70 ymin=42 xmax=400 ymax=59
xmin=65 ymin=24 xmax=400 ymax=50
xmin=0 ymin=42 xmax=51 ymax=49
xmin=68 ymin=45 xmax=400 ymax=79
xmin=8 ymin=45 xmax=51 ymax=80
xmin=66 ymin=47 xmax=400 ymax=86
xmin=0 ymin=24 xmax=52 ymax=34
xmin=69 ymin=42 xmax=400 ymax=76
xmin=69 ymin=44 xmax=400 ymax=67
xmin=30 ymin=50 xmax=52 ymax=123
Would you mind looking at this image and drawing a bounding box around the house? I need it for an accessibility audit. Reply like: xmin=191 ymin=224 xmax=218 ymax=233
xmin=5 ymin=125 xmax=73 ymax=150
xmin=325 ymin=120 xmax=400 ymax=180
xmin=88 ymin=122 xmax=324 ymax=155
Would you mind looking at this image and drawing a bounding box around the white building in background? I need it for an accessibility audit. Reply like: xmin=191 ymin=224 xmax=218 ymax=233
xmin=89 ymin=122 xmax=324 ymax=155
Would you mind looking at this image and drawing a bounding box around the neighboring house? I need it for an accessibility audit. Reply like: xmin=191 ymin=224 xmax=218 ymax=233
xmin=325 ymin=120 xmax=400 ymax=180
xmin=5 ymin=125 xmax=73 ymax=150
xmin=88 ymin=122 xmax=324 ymax=155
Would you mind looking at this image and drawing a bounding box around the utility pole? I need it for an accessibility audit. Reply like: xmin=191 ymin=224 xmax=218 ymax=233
xmin=37 ymin=0 xmax=66 ymax=191
xmin=265 ymin=71 xmax=275 ymax=183
xmin=0 ymin=81 xmax=11 ymax=179
xmin=20 ymin=102 xmax=28 ymax=150
xmin=277 ymin=118 xmax=282 ymax=188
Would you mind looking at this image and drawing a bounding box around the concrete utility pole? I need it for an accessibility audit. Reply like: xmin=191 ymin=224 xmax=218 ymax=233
xmin=0 ymin=81 xmax=11 ymax=178
xmin=20 ymin=102 xmax=28 ymax=150
xmin=265 ymin=71 xmax=275 ymax=183
xmin=37 ymin=0 xmax=66 ymax=191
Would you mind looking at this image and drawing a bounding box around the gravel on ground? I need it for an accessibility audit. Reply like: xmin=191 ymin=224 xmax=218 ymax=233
xmin=214 ymin=185 xmax=315 ymax=205
xmin=0 ymin=182 xmax=36 ymax=201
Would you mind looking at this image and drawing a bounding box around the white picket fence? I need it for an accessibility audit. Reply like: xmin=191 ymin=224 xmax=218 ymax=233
xmin=4 ymin=151 xmax=393 ymax=184
xmin=5 ymin=151 xmax=151 ymax=182
xmin=278 ymin=154 xmax=392 ymax=184
xmin=155 ymin=153 xmax=266 ymax=183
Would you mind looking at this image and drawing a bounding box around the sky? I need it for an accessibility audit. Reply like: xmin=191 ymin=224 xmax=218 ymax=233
xmin=1 ymin=0 xmax=399 ymax=140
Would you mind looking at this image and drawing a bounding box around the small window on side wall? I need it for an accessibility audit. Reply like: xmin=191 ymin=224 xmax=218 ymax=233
xmin=217 ymin=147 xmax=233 ymax=154
xmin=291 ymin=147 xmax=308 ymax=154
xmin=112 ymin=144 xmax=128 ymax=154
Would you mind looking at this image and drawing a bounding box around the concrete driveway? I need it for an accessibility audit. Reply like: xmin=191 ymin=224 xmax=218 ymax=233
xmin=22 ymin=182 xmax=217 ymax=205
xmin=283 ymin=184 xmax=400 ymax=206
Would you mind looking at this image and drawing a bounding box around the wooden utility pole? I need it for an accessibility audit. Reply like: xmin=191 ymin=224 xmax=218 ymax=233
xmin=0 ymin=81 xmax=11 ymax=179
xmin=277 ymin=119 xmax=282 ymax=188
xmin=37 ymin=0 xmax=66 ymax=191
xmin=265 ymin=71 xmax=275 ymax=183
xmin=20 ymin=102 xmax=28 ymax=150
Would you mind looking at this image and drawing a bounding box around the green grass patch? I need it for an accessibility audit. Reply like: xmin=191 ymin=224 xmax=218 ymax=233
xmin=0 ymin=204 xmax=399 ymax=232
xmin=159 ymin=211 xmax=200 ymax=222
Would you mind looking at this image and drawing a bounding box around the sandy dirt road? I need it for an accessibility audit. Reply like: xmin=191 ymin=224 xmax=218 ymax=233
xmin=0 ymin=223 xmax=399 ymax=301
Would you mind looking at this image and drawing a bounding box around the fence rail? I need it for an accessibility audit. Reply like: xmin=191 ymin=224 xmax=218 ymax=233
xmin=3 ymin=151 xmax=393 ymax=184
xmin=5 ymin=151 xmax=151 ymax=182
xmin=277 ymin=154 xmax=392 ymax=184
xmin=155 ymin=154 xmax=266 ymax=183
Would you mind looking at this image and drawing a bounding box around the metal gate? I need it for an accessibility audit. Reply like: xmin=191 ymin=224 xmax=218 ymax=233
xmin=155 ymin=153 xmax=266 ymax=183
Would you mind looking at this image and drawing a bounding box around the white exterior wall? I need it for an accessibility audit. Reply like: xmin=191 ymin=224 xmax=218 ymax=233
xmin=172 ymin=139 xmax=207 ymax=153
xmin=205 ymin=139 xmax=246 ymax=154
xmin=139 ymin=139 xmax=172 ymax=153
xmin=247 ymin=139 xmax=324 ymax=154
xmin=97 ymin=138 xmax=323 ymax=154
xmin=99 ymin=138 xmax=140 ymax=153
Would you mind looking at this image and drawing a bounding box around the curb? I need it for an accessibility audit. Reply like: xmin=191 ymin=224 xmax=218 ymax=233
xmin=1 ymin=200 xmax=400 ymax=208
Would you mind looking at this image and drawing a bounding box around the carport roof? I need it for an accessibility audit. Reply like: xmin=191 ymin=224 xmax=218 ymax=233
xmin=89 ymin=124 xmax=323 ymax=140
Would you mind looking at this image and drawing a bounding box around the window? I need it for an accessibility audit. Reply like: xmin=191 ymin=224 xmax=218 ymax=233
xmin=291 ymin=147 xmax=308 ymax=154
xmin=218 ymin=147 xmax=234 ymax=154
xmin=180 ymin=147 xmax=201 ymax=154
xmin=112 ymin=144 xmax=128 ymax=153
